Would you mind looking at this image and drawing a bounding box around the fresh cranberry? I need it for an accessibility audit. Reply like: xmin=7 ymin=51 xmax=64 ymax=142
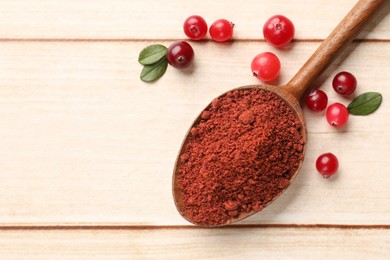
xmin=251 ymin=52 xmax=280 ymax=82
xmin=263 ymin=15 xmax=295 ymax=48
xmin=326 ymin=102 xmax=349 ymax=128
xmin=167 ymin=41 xmax=194 ymax=69
xmin=306 ymin=89 xmax=328 ymax=112
xmin=316 ymin=153 xmax=339 ymax=178
xmin=183 ymin=15 xmax=208 ymax=40
xmin=209 ymin=19 xmax=234 ymax=42
xmin=332 ymin=71 xmax=357 ymax=96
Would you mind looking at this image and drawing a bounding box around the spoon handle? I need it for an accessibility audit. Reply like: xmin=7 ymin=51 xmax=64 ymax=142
xmin=284 ymin=0 xmax=385 ymax=101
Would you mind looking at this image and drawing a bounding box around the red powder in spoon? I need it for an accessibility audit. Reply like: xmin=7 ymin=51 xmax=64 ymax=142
xmin=176 ymin=88 xmax=305 ymax=226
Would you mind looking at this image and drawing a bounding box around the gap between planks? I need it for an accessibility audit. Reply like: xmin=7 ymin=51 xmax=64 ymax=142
xmin=0 ymin=224 xmax=389 ymax=230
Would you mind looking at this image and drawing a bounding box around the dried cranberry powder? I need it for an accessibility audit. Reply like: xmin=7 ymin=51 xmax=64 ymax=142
xmin=176 ymin=88 xmax=305 ymax=226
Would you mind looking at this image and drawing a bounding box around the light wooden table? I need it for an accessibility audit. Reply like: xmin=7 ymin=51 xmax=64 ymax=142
xmin=0 ymin=0 xmax=389 ymax=258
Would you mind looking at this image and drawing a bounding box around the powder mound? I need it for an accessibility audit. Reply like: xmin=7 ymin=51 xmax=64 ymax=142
xmin=176 ymin=88 xmax=305 ymax=226
xmin=239 ymin=110 xmax=255 ymax=124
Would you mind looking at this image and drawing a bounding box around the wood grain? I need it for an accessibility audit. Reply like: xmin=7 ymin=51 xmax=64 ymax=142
xmin=0 ymin=0 xmax=389 ymax=257
xmin=0 ymin=0 xmax=389 ymax=40
xmin=0 ymin=227 xmax=388 ymax=259
xmin=0 ymin=41 xmax=388 ymax=226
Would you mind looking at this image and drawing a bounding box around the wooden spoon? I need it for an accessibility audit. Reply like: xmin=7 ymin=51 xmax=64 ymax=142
xmin=173 ymin=0 xmax=385 ymax=226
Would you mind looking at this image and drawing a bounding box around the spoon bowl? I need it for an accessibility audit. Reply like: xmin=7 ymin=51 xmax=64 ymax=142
xmin=173 ymin=84 xmax=307 ymax=226
xmin=172 ymin=0 xmax=385 ymax=226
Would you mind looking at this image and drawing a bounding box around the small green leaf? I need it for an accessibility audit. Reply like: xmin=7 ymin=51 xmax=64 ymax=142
xmin=140 ymin=58 xmax=168 ymax=82
xmin=347 ymin=92 xmax=382 ymax=115
xmin=138 ymin=44 xmax=167 ymax=65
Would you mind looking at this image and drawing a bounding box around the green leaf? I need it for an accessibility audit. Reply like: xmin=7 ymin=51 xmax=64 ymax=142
xmin=138 ymin=44 xmax=168 ymax=65
xmin=140 ymin=58 xmax=168 ymax=82
xmin=347 ymin=92 xmax=382 ymax=115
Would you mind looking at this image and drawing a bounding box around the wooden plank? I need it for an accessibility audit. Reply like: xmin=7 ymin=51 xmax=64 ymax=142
xmin=0 ymin=227 xmax=388 ymax=259
xmin=0 ymin=41 xmax=389 ymax=226
xmin=0 ymin=0 xmax=389 ymax=40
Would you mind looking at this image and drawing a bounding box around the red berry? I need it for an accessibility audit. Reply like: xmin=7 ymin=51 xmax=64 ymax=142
xmin=306 ymin=89 xmax=328 ymax=112
xmin=251 ymin=52 xmax=280 ymax=82
xmin=326 ymin=102 xmax=349 ymax=128
xmin=316 ymin=153 xmax=339 ymax=178
xmin=167 ymin=41 xmax=194 ymax=69
xmin=332 ymin=71 xmax=357 ymax=96
xmin=209 ymin=19 xmax=234 ymax=42
xmin=263 ymin=15 xmax=295 ymax=48
xmin=183 ymin=15 xmax=208 ymax=40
